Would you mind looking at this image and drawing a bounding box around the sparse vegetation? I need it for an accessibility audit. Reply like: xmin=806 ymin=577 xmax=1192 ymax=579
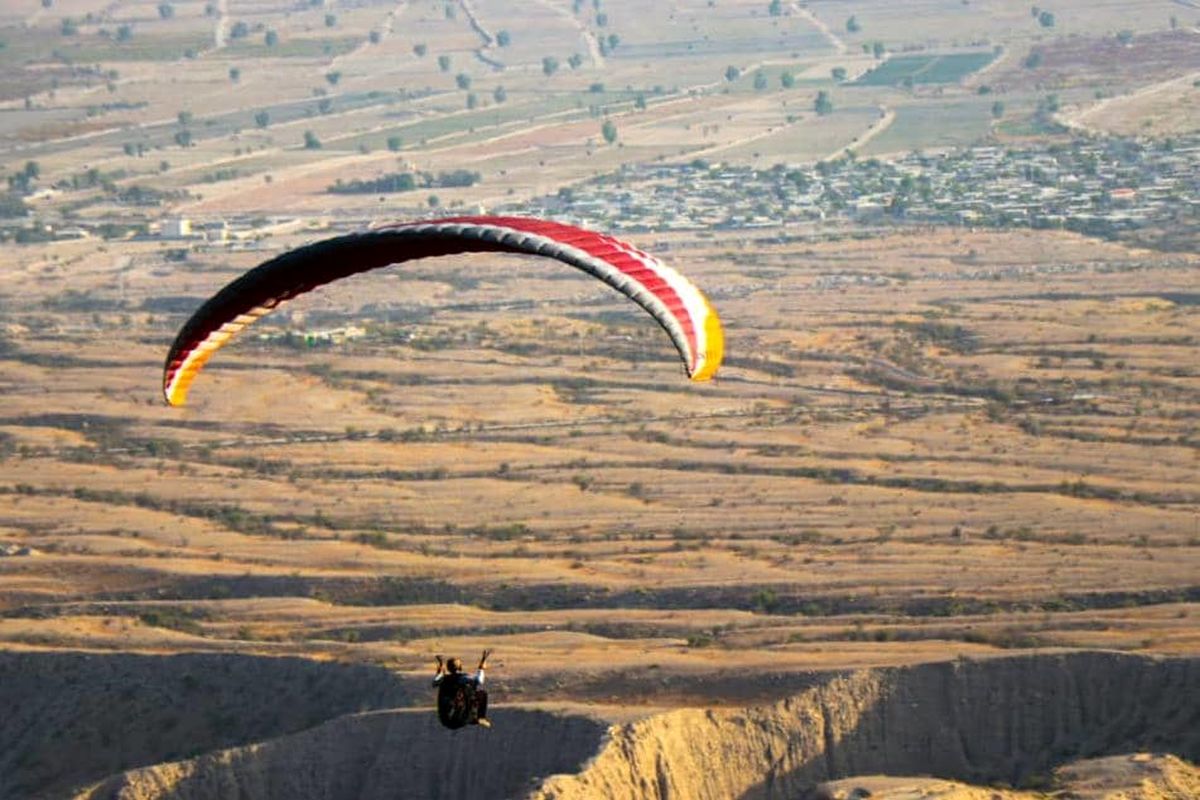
xmin=0 ymin=7 xmax=1196 ymax=781
xmin=327 ymin=169 xmax=480 ymax=194
xmin=601 ymin=120 xmax=618 ymax=144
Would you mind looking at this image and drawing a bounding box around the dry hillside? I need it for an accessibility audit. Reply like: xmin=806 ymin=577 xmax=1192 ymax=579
xmin=42 ymin=651 xmax=1196 ymax=800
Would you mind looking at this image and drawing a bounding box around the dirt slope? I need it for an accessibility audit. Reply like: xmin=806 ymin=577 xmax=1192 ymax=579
xmin=535 ymin=651 xmax=1199 ymax=799
xmin=1054 ymin=754 xmax=1200 ymax=800
xmin=816 ymin=754 xmax=1200 ymax=799
xmin=0 ymin=652 xmax=410 ymax=800
xmin=52 ymin=651 xmax=1198 ymax=800
xmin=77 ymin=709 xmax=608 ymax=800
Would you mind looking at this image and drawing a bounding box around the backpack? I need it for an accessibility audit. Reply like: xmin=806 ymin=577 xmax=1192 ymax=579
xmin=437 ymin=675 xmax=476 ymax=730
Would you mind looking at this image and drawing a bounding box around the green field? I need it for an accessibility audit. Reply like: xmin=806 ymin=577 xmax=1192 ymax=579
xmin=729 ymin=63 xmax=834 ymax=93
xmin=53 ymin=34 xmax=212 ymax=63
xmin=338 ymin=90 xmax=645 ymax=152
xmin=0 ymin=28 xmax=211 ymax=64
xmin=860 ymin=98 xmax=996 ymax=155
xmin=855 ymin=52 xmax=996 ymax=86
xmin=220 ymin=36 xmax=362 ymax=60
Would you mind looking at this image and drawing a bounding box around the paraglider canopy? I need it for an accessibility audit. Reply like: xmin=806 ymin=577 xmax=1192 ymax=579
xmin=162 ymin=216 xmax=724 ymax=406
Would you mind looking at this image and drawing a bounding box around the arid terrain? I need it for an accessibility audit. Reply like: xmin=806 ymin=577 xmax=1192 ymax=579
xmin=1 ymin=0 xmax=1197 ymax=798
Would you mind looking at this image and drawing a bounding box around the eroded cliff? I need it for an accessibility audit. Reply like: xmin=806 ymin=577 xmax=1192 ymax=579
xmin=536 ymin=651 xmax=1198 ymax=799
xmin=9 ymin=651 xmax=1197 ymax=800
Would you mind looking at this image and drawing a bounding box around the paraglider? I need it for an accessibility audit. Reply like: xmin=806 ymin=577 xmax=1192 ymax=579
xmin=162 ymin=216 xmax=724 ymax=406
xmin=433 ymin=650 xmax=491 ymax=730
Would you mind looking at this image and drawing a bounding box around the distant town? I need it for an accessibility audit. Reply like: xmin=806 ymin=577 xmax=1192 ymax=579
xmin=3 ymin=133 xmax=1197 ymax=247
xmin=511 ymin=133 xmax=1200 ymax=242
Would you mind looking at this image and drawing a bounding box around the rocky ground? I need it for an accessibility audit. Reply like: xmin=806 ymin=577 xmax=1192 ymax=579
xmin=3 ymin=650 xmax=1195 ymax=800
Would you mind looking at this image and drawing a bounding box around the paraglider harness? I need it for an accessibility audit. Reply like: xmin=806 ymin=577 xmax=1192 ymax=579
xmin=437 ymin=674 xmax=481 ymax=730
xmin=434 ymin=651 xmax=490 ymax=730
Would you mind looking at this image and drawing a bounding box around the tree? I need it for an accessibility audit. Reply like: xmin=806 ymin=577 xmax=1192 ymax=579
xmin=753 ymin=71 xmax=768 ymax=91
xmin=606 ymin=33 xmax=619 ymax=51
xmin=768 ymin=0 xmax=783 ymax=16
xmin=178 ymin=110 xmax=193 ymax=126
xmin=1038 ymin=10 xmax=1054 ymax=27
xmin=174 ymin=129 xmax=193 ymax=147
xmin=326 ymin=71 xmax=341 ymax=85
xmin=724 ymin=65 xmax=740 ymax=82
xmin=157 ymin=3 xmax=174 ymax=19
xmin=1024 ymin=50 xmax=1042 ymax=69
xmin=542 ymin=56 xmax=559 ymax=76
xmin=369 ymin=30 xmax=380 ymax=44
xmin=264 ymin=29 xmax=279 ymax=47
xmin=116 ymin=24 xmax=133 ymax=42
xmin=254 ymin=110 xmax=270 ymax=128
xmin=0 ymin=194 xmax=29 ymax=218
xmin=324 ymin=13 xmax=337 ymax=27
xmin=567 ymin=53 xmax=583 ymax=69
xmin=831 ymin=66 xmax=847 ymax=81
xmin=317 ymin=97 xmax=332 ymax=114
xmin=601 ymin=119 xmax=618 ymax=144
xmin=229 ymin=66 xmax=241 ymax=82
xmin=991 ymin=100 xmax=1005 ymax=118
xmin=781 ymin=71 xmax=796 ymax=88
xmin=872 ymin=41 xmax=885 ymax=58
xmin=303 ymin=130 xmax=321 ymax=149
xmin=7 ymin=162 xmax=40 ymax=192
xmin=1116 ymin=29 xmax=1133 ymax=44
xmin=41 ymin=0 xmax=52 ymax=8
xmin=493 ymin=85 xmax=507 ymax=103
xmin=496 ymin=30 xmax=511 ymax=47
xmin=437 ymin=54 xmax=451 ymax=71
xmin=427 ymin=194 xmax=440 ymax=208
xmin=387 ymin=135 xmax=403 ymax=151
xmin=596 ymin=12 xmax=608 ymax=26
xmin=634 ymin=93 xmax=646 ymax=110
xmin=455 ymin=73 xmax=471 ymax=90
xmin=414 ymin=43 xmax=427 ymax=57
xmin=846 ymin=15 xmax=861 ymax=33
xmin=230 ymin=20 xmax=249 ymax=39
xmin=814 ymin=90 xmax=833 ymax=115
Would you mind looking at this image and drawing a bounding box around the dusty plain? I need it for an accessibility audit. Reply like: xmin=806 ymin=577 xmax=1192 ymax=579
xmin=1 ymin=0 xmax=1197 ymax=798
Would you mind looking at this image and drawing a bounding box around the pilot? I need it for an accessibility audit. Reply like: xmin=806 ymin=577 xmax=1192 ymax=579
xmin=433 ymin=649 xmax=491 ymax=729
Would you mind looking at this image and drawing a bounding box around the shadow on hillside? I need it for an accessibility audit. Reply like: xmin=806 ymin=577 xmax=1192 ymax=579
xmin=0 ymin=652 xmax=411 ymax=800
xmin=740 ymin=651 xmax=1200 ymax=799
xmin=81 ymin=708 xmax=610 ymax=800
xmin=3 ymin=651 xmax=1197 ymax=800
